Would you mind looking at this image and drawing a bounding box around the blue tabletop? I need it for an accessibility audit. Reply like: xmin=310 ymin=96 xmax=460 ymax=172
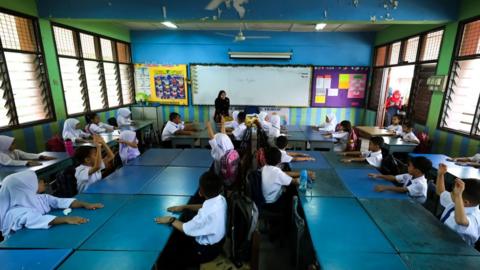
xmin=140 ymin=166 xmax=206 ymax=196
xmin=80 ymin=195 xmax=189 ymax=251
xmin=285 ymin=131 xmax=307 ymax=141
xmin=301 ymin=197 xmax=395 ymax=253
xmin=126 ymin=148 xmax=183 ymax=166
xmin=318 ymin=251 xmax=407 ymax=270
xmin=58 ymin=251 xmax=158 ymax=270
xmin=84 ymin=166 xmax=164 ymax=194
xmin=322 ymin=152 xmax=373 ymax=169
xmin=290 ymin=151 xmax=332 ymax=170
xmin=170 ymin=149 xmax=213 ymax=167
xmin=0 ymin=194 xmax=131 ymax=249
xmin=300 ymin=169 xmax=353 ymax=197
xmin=283 ymin=125 xmax=308 ymax=132
xmin=360 ymin=198 xmax=480 ymax=255
xmin=304 ymin=128 xmax=336 ymax=142
xmin=410 ymin=153 xmax=480 ymax=179
xmin=335 ymin=168 xmax=409 ymax=199
xmin=1 ymin=249 xmax=72 ymax=270
xmin=400 ymin=253 xmax=480 ymax=269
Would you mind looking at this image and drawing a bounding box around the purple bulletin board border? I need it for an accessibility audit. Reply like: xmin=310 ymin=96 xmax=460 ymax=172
xmin=310 ymin=66 xmax=370 ymax=108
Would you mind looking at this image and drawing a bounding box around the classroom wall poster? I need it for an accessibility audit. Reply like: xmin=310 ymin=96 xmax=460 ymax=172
xmin=311 ymin=66 xmax=369 ymax=108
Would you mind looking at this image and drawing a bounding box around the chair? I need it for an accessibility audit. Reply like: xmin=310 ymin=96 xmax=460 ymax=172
xmin=291 ymin=196 xmax=306 ymax=270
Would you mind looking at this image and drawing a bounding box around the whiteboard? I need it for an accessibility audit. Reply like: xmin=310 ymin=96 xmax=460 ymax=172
xmin=191 ymin=65 xmax=312 ymax=107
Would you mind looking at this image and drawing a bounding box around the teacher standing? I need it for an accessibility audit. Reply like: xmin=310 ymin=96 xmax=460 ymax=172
xmin=214 ymin=90 xmax=230 ymax=123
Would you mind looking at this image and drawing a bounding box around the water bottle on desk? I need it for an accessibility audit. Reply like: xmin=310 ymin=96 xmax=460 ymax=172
xmin=299 ymin=169 xmax=308 ymax=193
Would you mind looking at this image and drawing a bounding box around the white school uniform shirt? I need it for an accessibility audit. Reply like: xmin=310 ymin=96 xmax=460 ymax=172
xmin=386 ymin=124 xmax=403 ymax=135
xmin=161 ymin=121 xmax=185 ymax=141
xmin=119 ymin=130 xmax=140 ymax=164
xmin=0 ymin=171 xmax=75 ymax=237
xmin=332 ymin=131 xmax=349 ymax=152
xmin=318 ymin=113 xmax=337 ymax=132
xmin=62 ymin=119 xmax=89 ymax=142
xmin=86 ymin=122 xmax=114 ymax=134
xmin=361 ymin=150 xmax=383 ymax=168
xmin=183 ymin=194 xmax=227 ymax=245
xmin=209 ymin=133 xmax=234 ymax=175
xmin=261 ymin=165 xmax=293 ymax=204
xmin=116 ymin=108 xmax=132 ymax=127
xmin=470 ymin=153 xmax=480 ymax=162
xmin=268 ymin=115 xmax=281 ymax=138
xmin=75 ymin=161 xmax=106 ymax=193
xmin=232 ymin=122 xmax=247 ymax=141
xmin=440 ymin=191 xmax=480 ymax=246
xmin=395 ymin=174 xmax=428 ymax=204
xmin=280 ymin=149 xmax=293 ymax=163
xmin=225 ymin=111 xmax=240 ymax=129
xmin=401 ymin=131 xmax=420 ymax=144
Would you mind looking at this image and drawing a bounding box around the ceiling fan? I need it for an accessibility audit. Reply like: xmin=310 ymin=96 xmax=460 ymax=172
xmin=215 ymin=29 xmax=271 ymax=42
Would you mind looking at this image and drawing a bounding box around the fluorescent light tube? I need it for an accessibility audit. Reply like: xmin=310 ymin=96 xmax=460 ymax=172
xmin=315 ymin=23 xmax=327 ymax=31
xmin=162 ymin=21 xmax=178 ymax=29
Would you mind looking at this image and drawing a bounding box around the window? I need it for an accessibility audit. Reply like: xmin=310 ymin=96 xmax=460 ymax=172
xmin=420 ymin=30 xmax=444 ymax=61
xmin=389 ymin=42 xmax=401 ymax=65
xmin=0 ymin=10 xmax=54 ymax=130
xmin=402 ymin=36 xmax=419 ymax=63
xmin=374 ymin=46 xmax=387 ymax=67
xmin=53 ymin=24 xmax=134 ymax=116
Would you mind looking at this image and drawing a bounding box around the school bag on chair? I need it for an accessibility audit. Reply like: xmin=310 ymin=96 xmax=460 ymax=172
xmin=380 ymin=151 xmax=408 ymax=175
xmin=53 ymin=165 xmax=78 ymax=198
xmin=414 ymin=131 xmax=432 ymax=153
xmin=346 ymin=127 xmax=360 ymax=151
xmin=46 ymin=134 xmax=65 ymax=152
xmin=220 ymin=149 xmax=240 ymax=187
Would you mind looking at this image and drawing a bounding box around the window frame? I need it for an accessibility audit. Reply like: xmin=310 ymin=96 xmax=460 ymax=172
xmin=51 ymin=22 xmax=135 ymax=118
xmin=0 ymin=7 xmax=56 ymax=131
xmin=439 ymin=15 xmax=480 ymax=138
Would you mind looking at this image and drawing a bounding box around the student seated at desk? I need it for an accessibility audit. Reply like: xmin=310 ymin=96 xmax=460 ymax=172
xmin=118 ymin=130 xmax=140 ymax=164
xmin=340 ymin=136 xmax=384 ymax=168
xmin=62 ymin=118 xmax=90 ymax=144
xmin=224 ymin=110 xmax=239 ymax=130
xmin=230 ymin=111 xmax=247 ymax=141
xmin=74 ymin=135 xmax=115 ymax=193
xmin=257 ymin=111 xmax=272 ymax=131
xmin=206 ymin=120 xmax=235 ymax=175
xmin=0 ymin=136 xmax=55 ymax=167
xmin=268 ymin=114 xmax=281 ymax=139
xmin=0 ymin=171 xmax=103 ymax=239
xmin=386 ymin=114 xmax=403 ymax=135
xmin=447 ymin=154 xmax=480 ymax=168
xmin=399 ymin=120 xmax=420 ymax=144
xmin=116 ymin=108 xmax=134 ymax=127
xmin=275 ymin=136 xmax=314 ymax=162
xmin=325 ymin=120 xmax=351 ymax=152
xmin=85 ymin=112 xmax=114 ymax=135
xmin=155 ymin=171 xmax=226 ymax=267
xmin=436 ymin=163 xmax=480 ymax=246
xmin=161 ymin=112 xmax=197 ymax=143
xmin=316 ymin=113 xmax=337 ymax=132
xmin=370 ymin=156 xmax=432 ymax=204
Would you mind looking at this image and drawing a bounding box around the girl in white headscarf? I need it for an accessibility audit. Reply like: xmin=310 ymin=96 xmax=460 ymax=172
xmin=268 ymin=114 xmax=281 ymax=138
xmin=0 ymin=171 xmax=103 ymax=238
xmin=206 ymin=121 xmax=235 ymax=175
xmin=224 ymin=110 xmax=239 ymax=130
xmin=116 ymin=108 xmax=133 ymax=127
xmin=257 ymin=111 xmax=272 ymax=131
xmin=118 ymin=130 xmax=140 ymax=164
xmin=317 ymin=113 xmax=337 ymax=132
xmin=0 ymin=136 xmax=54 ymax=167
xmin=62 ymin=118 xmax=90 ymax=143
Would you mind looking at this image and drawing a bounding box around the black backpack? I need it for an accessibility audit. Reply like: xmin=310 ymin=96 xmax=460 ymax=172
xmin=380 ymin=153 xmax=407 ymax=175
xmin=256 ymin=128 xmax=270 ymax=149
xmin=238 ymin=127 xmax=252 ymax=153
xmin=53 ymin=165 xmax=78 ymax=198
xmin=246 ymin=170 xmax=265 ymax=207
xmin=228 ymin=191 xmax=259 ymax=267
xmin=107 ymin=117 xmax=118 ymax=127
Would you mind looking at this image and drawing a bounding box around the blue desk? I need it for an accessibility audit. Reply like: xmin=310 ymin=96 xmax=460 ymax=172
xmin=126 ymin=148 xmax=183 ymax=166
xmin=301 ymin=197 xmax=395 ymax=253
xmin=84 ymin=166 xmax=164 ymax=194
xmin=285 ymin=131 xmax=307 ymax=150
xmin=283 ymin=125 xmax=308 ymax=132
xmin=58 ymin=251 xmax=158 ymax=270
xmin=290 ymin=151 xmax=332 ymax=170
xmin=140 ymin=167 xmax=206 ymax=196
xmin=170 ymin=149 xmax=213 ymax=167
xmin=360 ymin=199 xmax=480 ymax=255
xmin=410 ymin=153 xmax=480 ymax=179
xmin=318 ymin=251 xmax=407 ymax=270
xmin=336 ymin=169 xmax=408 ymax=199
xmin=382 ymin=136 xmax=417 ymax=154
xmin=0 ymin=194 xmax=131 ymax=249
xmin=80 ymin=195 xmax=189 ymax=251
xmin=1 ymin=249 xmax=72 ymax=270
xmin=400 ymin=253 xmax=480 ymax=269
xmin=304 ymin=127 xmax=335 ymax=151
xmin=322 ymin=152 xmax=373 ymax=169
xmin=301 ymin=169 xmax=353 ymax=197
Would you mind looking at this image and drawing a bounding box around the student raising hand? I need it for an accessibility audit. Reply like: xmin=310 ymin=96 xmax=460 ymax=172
xmin=438 ymin=163 xmax=448 ymax=176
xmin=452 ymin=178 xmax=465 ymax=197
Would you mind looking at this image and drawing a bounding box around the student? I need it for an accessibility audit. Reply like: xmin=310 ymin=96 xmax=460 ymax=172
xmin=257 ymin=111 xmax=271 ymax=131
xmin=161 ymin=112 xmax=196 ymax=142
xmin=268 ymin=114 xmax=281 ymax=139
xmin=370 ymin=156 xmax=432 ymax=204
xmin=340 ymin=136 xmax=384 ymax=168
xmin=386 ymin=114 xmax=403 ymax=135
xmin=0 ymin=135 xmax=55 ymax=167
xmin=116 ymin=108 xmax=134 ymax=127
xmin=118 ymin=130 xmax=140 ymax=164
xmin=435 ymin=163 xmax=480 ymax=246
xmin=85 ymin=112 xmax=114 ymax=134
xmin=224 ymin=110 xmax=239 ymax=130
xmin=62 ymin=118 xmax=90 ymax=143
xmin=0 ymin=170 xmax=103 ymax=238
xmin=317 ymin=113 xmax=337 ymax=132
xmin=326 ymin=120 xmax=351 ymax=152
xmin=206 ymin=120 xmax=234 ymax=175
xmin=399 ymin=120 xmax=420 ymax=144
xmin=74 ymin=135 xmax=115 ymax=193
xmin=447 ymin=154 xmax=480 ymax=168
xmin=275 ymin=136 xmax=314 ymax=163
xmin=155 ymin=171 xmax=226 ymax=267
xmin=231 ymin=111 xmax=247 ymax=141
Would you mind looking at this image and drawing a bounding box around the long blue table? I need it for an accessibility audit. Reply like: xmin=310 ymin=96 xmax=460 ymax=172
xmin=335 ymin=168 xmax=409 ymax=199
xmin=400 ymin=253 xmax=480 ymax=269
xmin=140 ymin=166 xmax=206 ymax=196
xmin=410 ymin=153 xmax=480 ymax=179
xmin=58 ymin=251 xmax=159 ymax=270
xmin=290 ymin=151 xmax=332 ymax=170
xmin=126 ymin=148 xmax=183 ymax=166
xmin=317 ymin=251 xmax=407 ymax=270
xmin=80 ymin=195 xmax=189 ymax=251
xmin=84 ymin=166 xmax=164 ymax=194
xmin=300 ymin=169 xmax=353 ymax=197
xmin=170 ymin=149 xmax=213 ymax=167
xmin=1 ymin=249 xmax=72 ymax=270
xmin=0 ymin=194 xmax=131 ymax=249
xmin=322 ymin=152 xmax=373 ymax=169
xmin=360 ymin=198 xmax=480 ymax=255
xmin=303 ymin=126 xmax=336 ymax=150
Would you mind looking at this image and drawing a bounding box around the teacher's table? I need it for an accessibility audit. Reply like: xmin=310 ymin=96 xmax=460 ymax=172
xmin=1 ymin=249 xmax=72 ymax=270
xmin=125 ymin=148 xmax=182 ymax=166
xmin=140 ymin=167 xmax=206 ymax=196
xmin=170 ymin=148 xmax=213 ymax=167
xmin=382 ymin=136 xmax=418 ymax=154
xmin=410 ymin=153 xmax=480 ymax=180
xmin=80 ymin=195 xmax=189 ymax=251
xmin=356 ymin=126 xmax=394 ymax=139
xmin=58 ymin=251 xmax=159 ymax=270
xmin=299 ymin=169 xmax=353 ymax=198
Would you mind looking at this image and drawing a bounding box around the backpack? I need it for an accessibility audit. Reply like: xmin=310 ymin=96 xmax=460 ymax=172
xmin=53 ymin=165 xmax=78 ymax=198
xmin=238 ymin=127 xmax=252 ymax=153
xmin=228 ymin=191 xmax=259 ymax=267
xmin=220 ymin=149 xmax=240 ymax=186
xmin=380 ymin=153 xmax=407 ymax=175
xmin=346 ymin=128 xmax=359 ymax=151
xmin=414 ymin=131 xmax=432 ymax=153
xmin=107 ymin=117 xmax=118 ymax=127
xmin=257 ymin=128 xmax=269 ymax=149
xmin=256 ymin=148 xmax=267 ymax=168
xmin=46 ymin=135 xmax=65 ymax=152
xmin=246 ymin=170 xmax=265 ymax=207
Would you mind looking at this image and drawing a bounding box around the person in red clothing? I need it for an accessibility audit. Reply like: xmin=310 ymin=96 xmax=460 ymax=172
xmin=385 ymin=90 xmax=402 ymax=127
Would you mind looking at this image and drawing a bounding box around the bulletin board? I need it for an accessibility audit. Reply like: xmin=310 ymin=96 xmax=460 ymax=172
xmin=311 ymin=66 xmax=369 ymax=108
xmin=134 ymin=64 xmax=188 ymax=105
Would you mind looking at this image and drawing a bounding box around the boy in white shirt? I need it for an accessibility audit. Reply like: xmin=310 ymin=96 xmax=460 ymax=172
xmin=74 ymin=135 xmax=115 ymax=193
xmin=231 ymin=112 xmax=247 ymax=141
xmin=386 ymin=114 xmax=403 ymax=135
xmin=325 ymin=120 xmax=351 ymax=152
xmin=85 ymin=112 xmax=114 ymax=135
xmin=340 ymin=136 xmax=384 ymax=168
xmin=155 ymin=171 xmax=227 ymax=267
xmin=161 ymin=112 xmax=197 ymax=144
xmin=370 ymin=156 xmax=432 ymax=203
xmin=436 ymin=163 xmax=480 ymax=246
xmin=275 ymin=136 xmax=314 ymax=163
xmin=399 ymin=120 xmax=420 ymax=144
